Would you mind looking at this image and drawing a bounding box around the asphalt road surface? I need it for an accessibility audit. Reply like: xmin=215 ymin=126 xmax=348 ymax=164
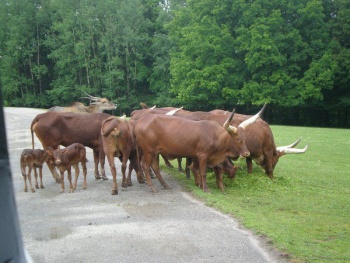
xmin=4 ymin=107 xmax=289 ymax=263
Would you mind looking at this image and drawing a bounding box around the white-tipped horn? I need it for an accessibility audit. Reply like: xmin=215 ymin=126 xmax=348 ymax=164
xmin=166 ymin=107 xmax=183 ymax=115
xmin=224 ymin=109 xmax=238 ymax=134
xmin=278 ymin=144 xmax=308 ymax=154
xmin=277 ymin=138 xmax=302 ymax=151
xmin=150 ymin=105 xmax=156 ymax=109
xmin=238 ymin=103 xmax=266 ymax=130
xmin=119 ymin=115 xmax=126 ymax=119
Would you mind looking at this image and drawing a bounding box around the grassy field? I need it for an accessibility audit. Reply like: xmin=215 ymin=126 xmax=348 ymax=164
xmin=161 ymin=125 xmax=350 ymax=263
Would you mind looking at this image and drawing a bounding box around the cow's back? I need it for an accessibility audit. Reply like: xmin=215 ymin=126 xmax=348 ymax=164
xmin=32 ymin=112 xmax=111 ymax=149
xmin=134 ymin=114 xmax=222 ymax=158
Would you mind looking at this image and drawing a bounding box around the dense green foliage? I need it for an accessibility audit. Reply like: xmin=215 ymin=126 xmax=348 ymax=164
xmin=162 ymin=125 xmax=350 ymax=262
xmin=0 ymin=0 xmax=349 ymax=126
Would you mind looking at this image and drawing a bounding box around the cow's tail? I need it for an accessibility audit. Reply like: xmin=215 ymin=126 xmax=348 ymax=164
xmin=30 ymin=116 xmax=39 ymax=149
xmin=101 ymin=116 xmax=117 ymax=136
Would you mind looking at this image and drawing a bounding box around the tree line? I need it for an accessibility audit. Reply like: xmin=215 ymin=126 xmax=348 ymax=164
xmin=0 ymin=0 xmax=349 ymax=127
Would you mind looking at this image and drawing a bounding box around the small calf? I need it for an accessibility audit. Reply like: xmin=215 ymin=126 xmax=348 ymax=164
xmin=46 ymin=143 xmax=88 ymax=193
xmin=20 ymin=149 xmax=48 ymax=193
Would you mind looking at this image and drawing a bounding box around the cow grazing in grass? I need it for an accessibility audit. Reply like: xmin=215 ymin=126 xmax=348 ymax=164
xmin=20 ymin=149 xmax=48 ymax=193
xmin=101 ymin=116 xmax=145 ymax=195
xmin=167 ymin=106 xmax=308 ymax=179
xmin=46 ymin=143 xmax=88 ymax=193
xmin=31 ymin=112 xmax=110 ymax=182
xmin=48 ymin=93 xmax=116 ymax=113
xmin=134 ymin=106 xmax=264 ymax=192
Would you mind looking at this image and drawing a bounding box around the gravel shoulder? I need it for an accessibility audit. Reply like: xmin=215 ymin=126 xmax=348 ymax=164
xmin=4 ymin=107 xmax=289 ymax=263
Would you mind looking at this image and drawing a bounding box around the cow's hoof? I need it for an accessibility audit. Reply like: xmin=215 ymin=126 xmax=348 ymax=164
xmin=149 ymin=187 xmax=157 ymax=193
xmin=95 ymin=175 xmax=102 ymax=180
xmin=40 ymin=185 xmax=44 ymax=189
xmin=122 ymin=182 xmax=128 ymax=188
xmin=102 ymin=176 xmax=108 ymax=180
xmin=127 ymin=181 xmax=132 ymax=186
xmin=60 ymin=189 xmax=64 ymax=193
xmin=164 ymin=185 xmax=172 ymax=190
xmin=35 ymin=185 xmax=39 ymax=189
xmin=31 ymin=189 xmax=35 ymax=193
xmin=24 ymin=189 xmax=28 ymax=192
xmin=55 ymin=179 xmax=61 ymax=183
xmin=111 ymin=189 xmax=118 ymax=195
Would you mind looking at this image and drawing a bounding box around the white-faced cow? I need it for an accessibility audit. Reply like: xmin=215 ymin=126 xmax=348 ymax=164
xmin=133 ymin=106 xmax=265 ymax=192
xmin=46 ymin=143 xmax=88 ymax=193
xmin=31 ymin=112 xmax=111 ymax=182
xmin=101 ymin=116 xmax=145 ymax=195
xmin=20 ymin=149 xmax=48 ymax=193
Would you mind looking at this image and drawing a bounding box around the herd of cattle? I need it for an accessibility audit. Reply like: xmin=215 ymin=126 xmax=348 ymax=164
xmin=20 ymin=94 xmax=308 ymax=195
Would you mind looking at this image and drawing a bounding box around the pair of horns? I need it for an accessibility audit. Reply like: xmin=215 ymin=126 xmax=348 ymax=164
xmin=277 ymin=138 xmax=309 ymax=154
xmin=224 ymin=103 xmax=267 ymax=134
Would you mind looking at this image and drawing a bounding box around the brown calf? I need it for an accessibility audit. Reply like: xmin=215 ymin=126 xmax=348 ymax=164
xmin=46 ymin=143 xmax=88 ymax=193
xmin=20 ymin=149 xmax=48 ymax=193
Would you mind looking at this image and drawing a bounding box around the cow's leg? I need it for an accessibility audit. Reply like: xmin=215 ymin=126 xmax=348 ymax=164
xmin=45 ymin=160 xmax=61 ymax=183
xmin=38 ymin=166 xmax=44 ymax=188
xmin=141 ymin=154 xmax=156 ymax=192
xmin=162 ymin=155 xmax=174 ymax=168
xmin=151 ymin=155 xmax=171 ymax=190
xmin=60 ymin=171 xmax=65 ymax=193
xmin=246 ymin=158 xmax=253 ymax=174
xmin=93 ymin=150 xmax=102 ymax=179
xmin=72 ymin=164 xmax=79 ymax=191
xmin=198 ymin=158 xmax=209 ymax=192
xmin=191 ymin=160 xmax=201 ymax=187
xmin=67 ymin=167 xmax=74 ymax=193
xmin=214 ymin=166 xmax=225 ymax=192
xmin=177 ymin=158 xmax=183 ymax=173
xmin=81 ymin=161 xmax=88 ymax=190
xmin=99 ymin=150 xmax=108 ymax=180
xmin=185 ymin=158 xmax=192 ymax=179
xmin=106 ymin=154 xmax=118 ymax=195
xmin=33 ymin=167 xmax=39 ymax=189
xmin=22 ymin=166 xmax=28 ymax=192
xmin=121 ymin=155 xmax=129 ymax=188
xmin=27 ymin=167 xmax=35 ymax=193
xmin=265 ymin=160 xmax=274 ymax=180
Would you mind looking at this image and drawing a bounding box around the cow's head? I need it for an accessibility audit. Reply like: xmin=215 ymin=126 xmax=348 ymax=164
xmin=275 ymin=138 xmax=308 ymax=167
xmin=224 ymin=104 xmax=266 ymax=158
xmin=81 ymin=92 xmax=117 ymax=112
xmin=45 ymin=147 xmax=65 ymax=166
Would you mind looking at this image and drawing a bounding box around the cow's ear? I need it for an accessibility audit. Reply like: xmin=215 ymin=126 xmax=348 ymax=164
xmin=62 ymin=149 xmax=67 ymax=154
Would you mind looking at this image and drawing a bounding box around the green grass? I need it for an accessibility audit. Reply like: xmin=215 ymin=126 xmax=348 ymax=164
xmin=161 ymin=125 xmax=350 ymax=263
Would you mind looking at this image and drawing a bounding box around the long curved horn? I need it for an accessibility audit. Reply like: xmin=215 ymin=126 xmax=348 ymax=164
xmin=224 ymin=109 xmax=238 ymax=134
xmin=278 ymin=144 xmax=308 ymax=154
xmin=165 ymin=107 xmax=183 ymax=115
xmin=277 ymin=138 xmax=302 ymax=151
xmin=150 ymin=105 xmax=156 ymax=109
xmin=238 ymin=103 xmax=266 ymax=130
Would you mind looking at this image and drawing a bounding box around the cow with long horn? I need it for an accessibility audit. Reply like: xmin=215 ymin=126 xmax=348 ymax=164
xmin=133 ymin=105 xmax=265 ymax=193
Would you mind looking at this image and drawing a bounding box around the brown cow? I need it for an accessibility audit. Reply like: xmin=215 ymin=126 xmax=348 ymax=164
xmin=101 ymin=116 xmax=145 ymax=195
xmin=168 ymin=106 xmax=308 ymax=179
xmin=20 ymin=149 xmax=48 ymax=193
xmin=134 ymin=107 xmax=264 ymax=192
xmin=31 ymin=112 xmax=110 ymax=181
xmin=48 ymin=93 xmax=116 ymax=113
xmin=46 ymin=143 xmax=88 ymax=193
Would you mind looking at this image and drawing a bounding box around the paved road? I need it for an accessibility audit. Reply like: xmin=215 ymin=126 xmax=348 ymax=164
xmin=4 ymin=107 xmax=288 ymax=263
